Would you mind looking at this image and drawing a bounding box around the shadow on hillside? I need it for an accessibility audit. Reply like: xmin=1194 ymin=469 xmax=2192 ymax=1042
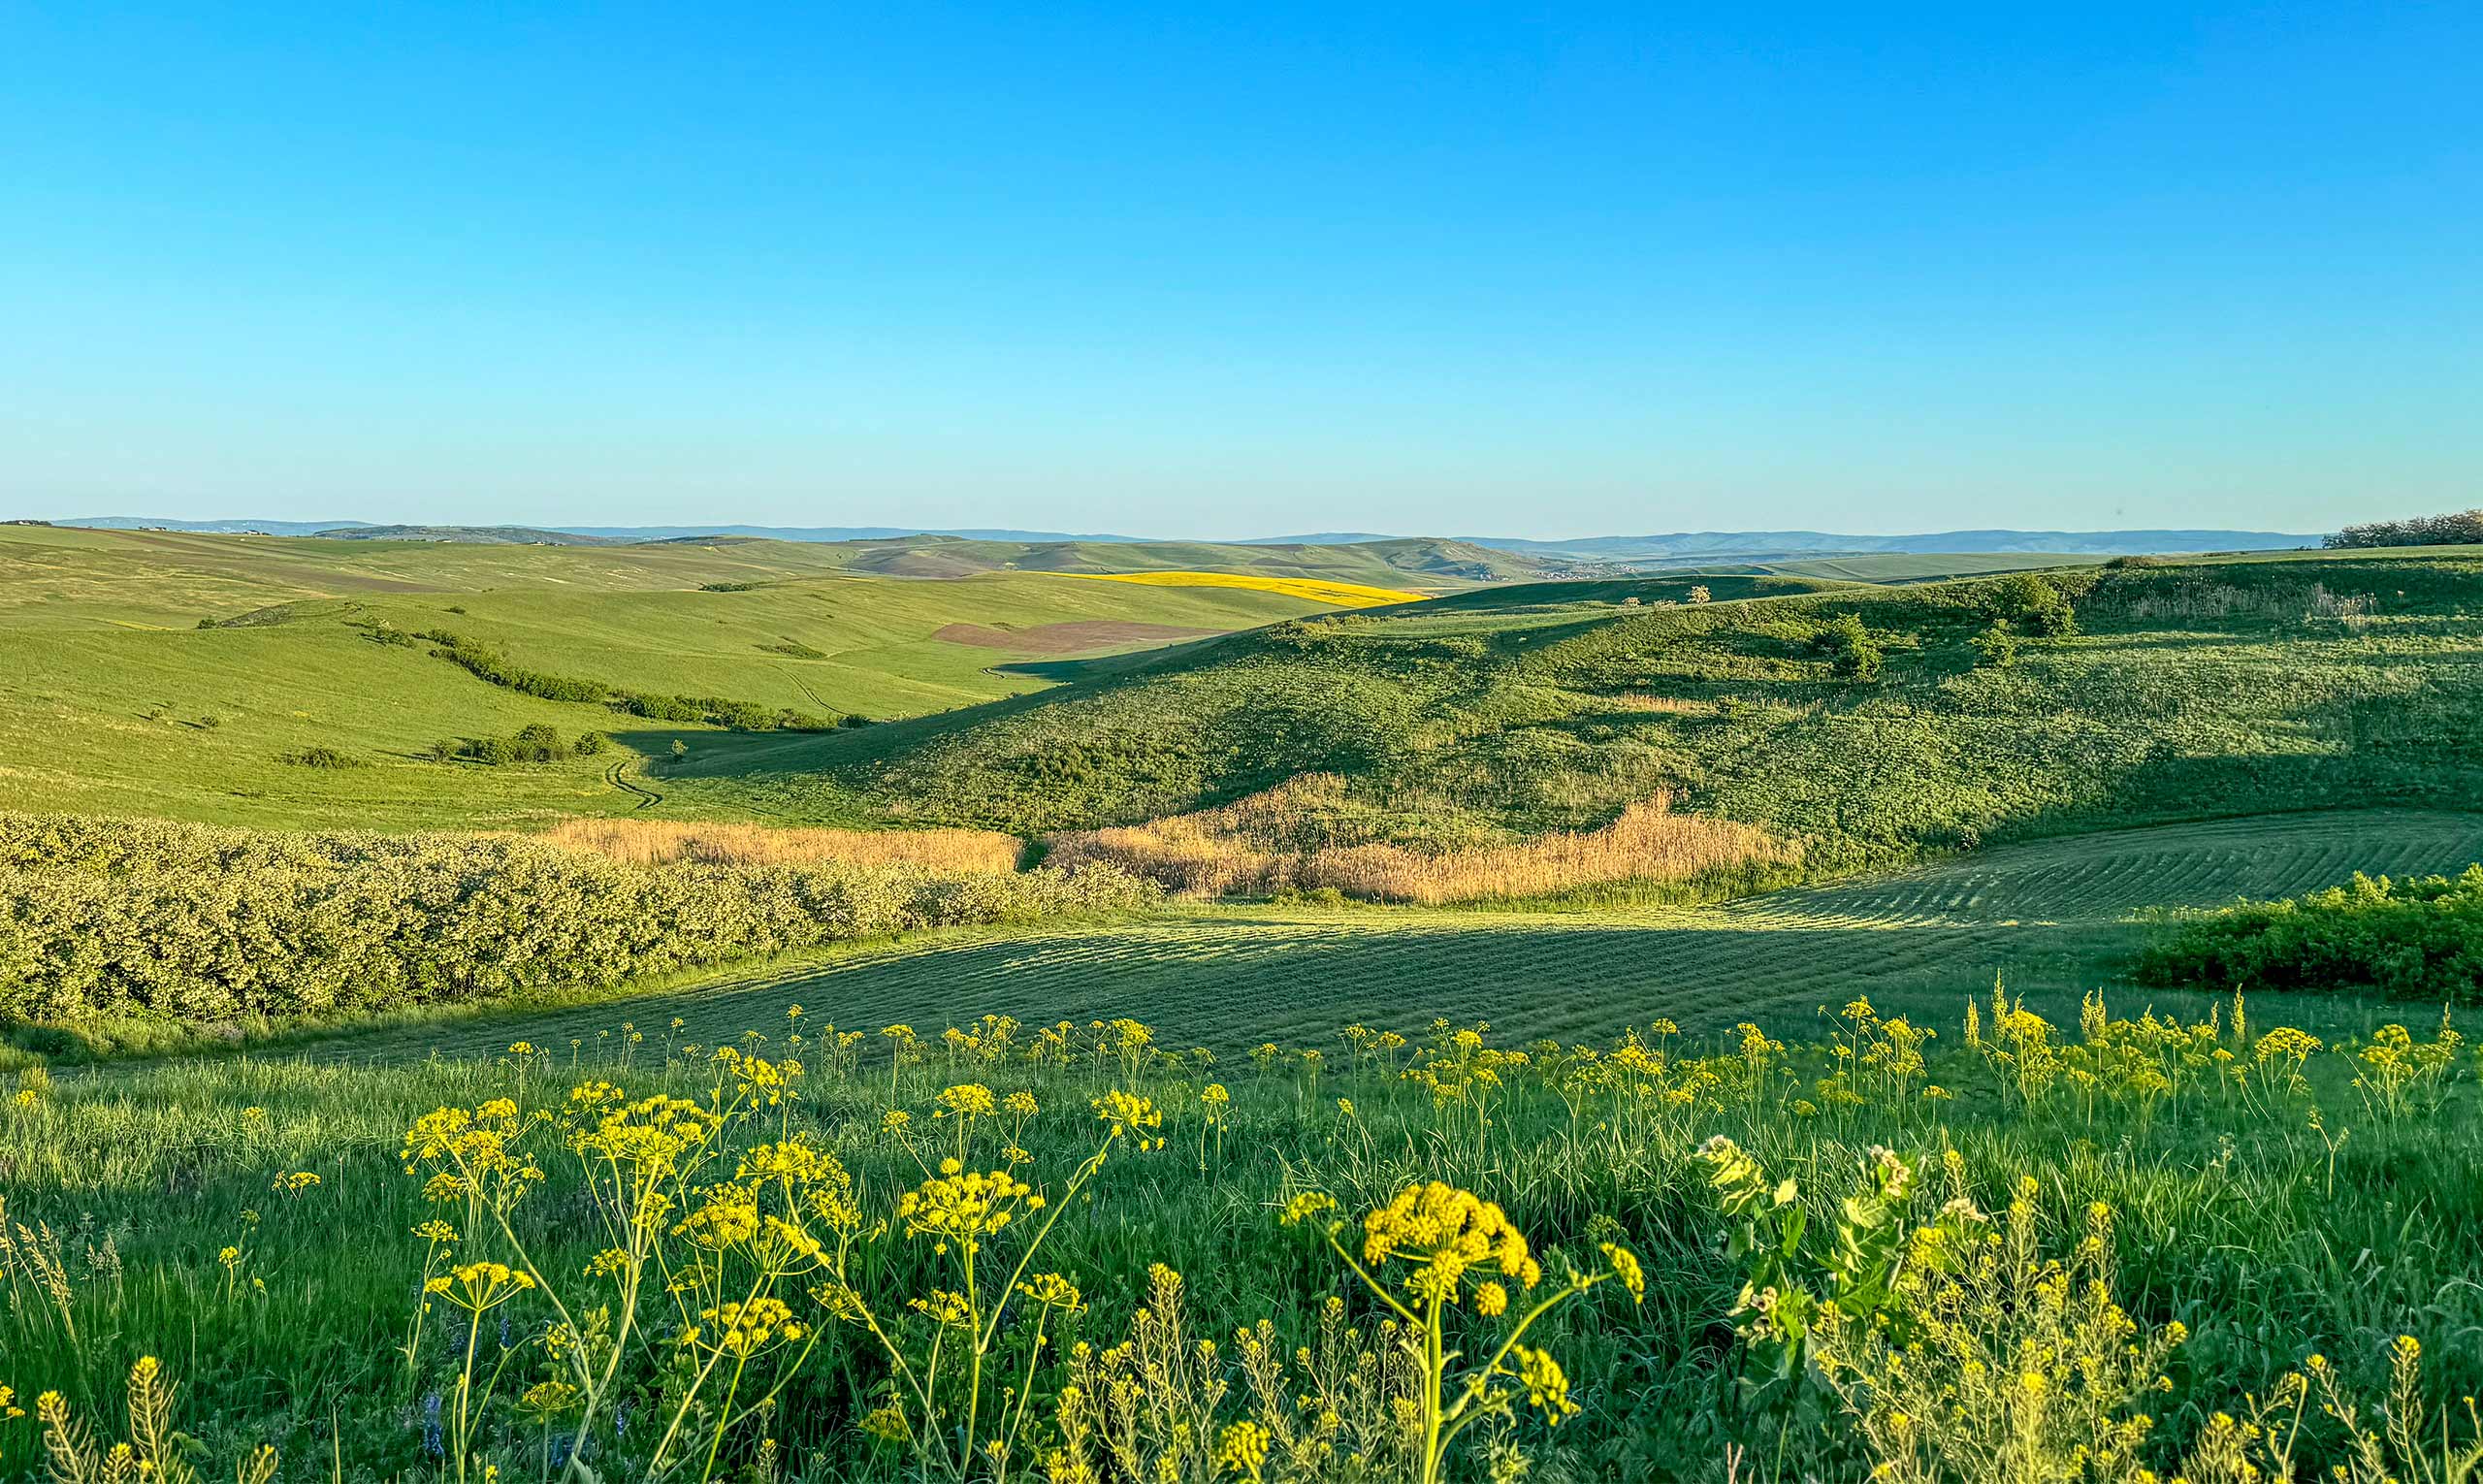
xmin=599 ymin=631 xmax=1253 ymax=789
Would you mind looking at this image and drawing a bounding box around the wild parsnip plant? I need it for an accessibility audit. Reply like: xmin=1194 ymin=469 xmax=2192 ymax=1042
xmin=5 ymin=995 xmax=2483 ymax=1481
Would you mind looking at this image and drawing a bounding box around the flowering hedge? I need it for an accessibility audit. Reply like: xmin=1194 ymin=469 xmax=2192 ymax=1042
xmin=0 ymin=813 xmax=1153 ymax=1023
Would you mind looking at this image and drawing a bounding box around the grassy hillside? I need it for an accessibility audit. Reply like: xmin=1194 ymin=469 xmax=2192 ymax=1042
xmin=668 ymin=552 xmax=2483 ymax=878
xmin=0 ymin=526 xmax=1354 ymax=828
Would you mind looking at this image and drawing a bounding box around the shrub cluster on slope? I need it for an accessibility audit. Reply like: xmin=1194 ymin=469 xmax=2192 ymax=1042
xmin=0 ymin=813 xmax=1154 ymax=1024
xmin=2137 ymin=866 xmax=2483 ymax=1000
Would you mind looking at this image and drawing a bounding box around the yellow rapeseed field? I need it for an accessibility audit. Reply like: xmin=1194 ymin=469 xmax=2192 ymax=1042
xmin=1050 ymin=570 xmax=1430 ymax=607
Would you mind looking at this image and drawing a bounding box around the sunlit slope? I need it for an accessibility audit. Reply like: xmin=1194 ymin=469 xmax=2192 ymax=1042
xmin=0 ymin=533 xmax=1339 ymax=828
xmin=672 ymin=552 xmax=2483 ymax=861
xmin=0 ymin=524 xmax=877 ymax=629
xmin=345 ymin=572 xmax=1319 ymax=718
xmin=314 ymin=809 xmax=2483 ymax=1059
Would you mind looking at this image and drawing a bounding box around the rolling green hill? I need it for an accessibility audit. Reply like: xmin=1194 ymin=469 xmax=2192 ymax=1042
xmin=0 ymin=525 xmax=1363 ymax=828
xmin=666 ymin=550 xmax=2483 ymax=879
xmin=825 ymin=533 xmax=1568 ymax=585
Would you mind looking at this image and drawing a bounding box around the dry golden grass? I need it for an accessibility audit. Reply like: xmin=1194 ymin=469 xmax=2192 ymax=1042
xmin=538 ymin=818 xmax=1025 ymax=873
xmin=1048 ymin=776 xmax=1798 ymax=905
xmin=1605 ymin=693 xmax=1714 ymax=714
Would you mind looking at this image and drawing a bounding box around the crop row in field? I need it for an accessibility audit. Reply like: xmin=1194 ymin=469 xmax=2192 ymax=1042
xmin=307 ymin=808 xmax=2483 ymax=1064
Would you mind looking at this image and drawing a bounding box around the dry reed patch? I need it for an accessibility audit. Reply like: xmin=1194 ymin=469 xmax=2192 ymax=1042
xmin=1047 ymin=778 xmax=1797 ymax=905
xmin=1606 ymin=693 xmax=1714 ymax=714
xmin=539 ymin=818 xmax=1024 ymax=873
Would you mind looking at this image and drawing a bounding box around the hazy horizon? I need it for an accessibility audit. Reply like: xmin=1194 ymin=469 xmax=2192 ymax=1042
xmin=30 ymin=511 xmax=2335 ymax=544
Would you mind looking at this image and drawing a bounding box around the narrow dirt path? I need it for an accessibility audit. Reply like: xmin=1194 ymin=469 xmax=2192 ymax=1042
xmin=605 ymin=758 xmax=662 ymax=809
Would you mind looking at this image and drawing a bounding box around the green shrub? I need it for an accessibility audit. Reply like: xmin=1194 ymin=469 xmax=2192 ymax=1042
xmin=1808 ymin=612 xmax=1884 ymax=679
xmin=279 ymin=746 xmax=362 ymax=769
xmin=1988 ymin=572 xmax=2080 ymax=637
xmin=2135 ymin=866 xmax=2483 ymax=1000
xmin=573 ymin=730 xmax=608 ymax=757
xmin=511 ymin=723 xmax=564 ymax=761
xmin=1970 ymin=620 xmax=2021 ymax=668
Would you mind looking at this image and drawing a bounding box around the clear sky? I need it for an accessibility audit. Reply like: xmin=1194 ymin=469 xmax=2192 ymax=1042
xmin=2 ymin=3 xmax=2475 ymax=538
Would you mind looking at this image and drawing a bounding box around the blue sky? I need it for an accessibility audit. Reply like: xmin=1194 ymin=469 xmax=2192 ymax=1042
xmin=1 ymin=3 xmax=2475 ymax=537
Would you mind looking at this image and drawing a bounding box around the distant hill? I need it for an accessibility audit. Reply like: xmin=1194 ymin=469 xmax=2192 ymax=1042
xmin=57 ymin=516 xmax=379 ymax=536
xmin=308 ymin=524 xmax=637 ymax=545
xmin=560 ymin=524 xmax=1156 ymax=543
xmin=47 ymin=517 xmax=2324 ymax=560
xmin=826 ymin=535 xmax=1570 ymax=586
xmin=1466 ymin=529 xmax=2316 ymax=563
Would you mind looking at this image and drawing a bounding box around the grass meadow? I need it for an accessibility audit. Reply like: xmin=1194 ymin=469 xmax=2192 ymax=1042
xmin=0 ymin=527 xmax=1348 ymax=829
xmin=4 ymin=985 xmax=2479 ymax=1483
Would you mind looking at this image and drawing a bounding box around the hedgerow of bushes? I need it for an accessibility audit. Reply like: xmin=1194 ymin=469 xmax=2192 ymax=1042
xmin=418 ymin=629 xmax=843 ymax=730
xmin=2325 ymin=508 xmax=2483 ymax=549
xmin=429 ymin=723 xmax=604 ymax=765
xmin=0 ymin=813 xmax=1157 ymax=1025
xmin=2136 ymin=865 xmax=2483 ymax=1000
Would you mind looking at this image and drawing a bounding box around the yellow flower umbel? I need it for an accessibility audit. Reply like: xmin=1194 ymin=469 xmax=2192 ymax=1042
xmin=897 ymin=1161 xmax=1041 ymax=1258
xmin=1287 ymin=1182 xmax=1642 ymax=1484
xmin=826 ymin=1088 xmax=1159 ymax=1484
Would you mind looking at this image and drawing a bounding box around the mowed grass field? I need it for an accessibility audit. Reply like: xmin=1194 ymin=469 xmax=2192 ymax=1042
xmin=0 ymin=526 xmax=1343 ymax=828
xmin=298 ymin=807 xmax=2483 ymax=1063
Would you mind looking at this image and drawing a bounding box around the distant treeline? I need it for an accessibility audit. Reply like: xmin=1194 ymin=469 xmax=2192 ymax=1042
xmin=0 ymin=813 xmax=1155 ymax=1025
xmin=2324 ymin=509 xmax=2483 ymax=549
xmin=417 ymin=629 xmax=850 ymax=730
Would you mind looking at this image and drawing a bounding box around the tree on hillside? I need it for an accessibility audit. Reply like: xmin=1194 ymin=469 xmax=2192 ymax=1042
xmin=1989 ymin=573 xmax=2079 ymax=637
xmin=2325 ymin=509 xmax=2483 ymax=549
xmin=1809 ymin=611 xmax=1884 ymax=679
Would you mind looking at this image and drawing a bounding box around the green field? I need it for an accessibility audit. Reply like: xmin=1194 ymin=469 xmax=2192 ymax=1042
xmin=283 ymin=807 xmax=2483 ymax=1064
xmin=0 ymin=526 xmax=1354 ymax=828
